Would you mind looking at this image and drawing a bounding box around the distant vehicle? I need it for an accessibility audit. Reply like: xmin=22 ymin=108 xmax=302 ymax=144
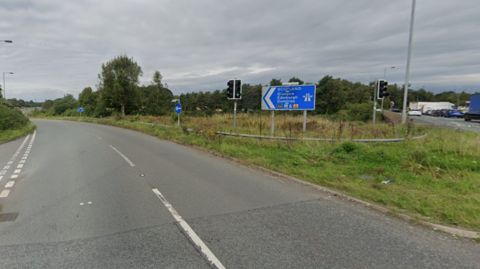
xmin=196 ymin=106 xmax=209 ymax=111
xmin=432 ymin=109 xmax=448 ymax=117
xmin=390 ymin=109 xmax=401 ymax=113
xmin=424 ymin=110 xmax=433 ymax=116
xmin=445 ymin=110 xmax=464 ymax=118
xmin=409 ymin=102 xmax=454 ymax=114
xmin=464 ymin=94 xmax=480 ymax=121
xmin=407 ymin=109 xmax=421 ymax=116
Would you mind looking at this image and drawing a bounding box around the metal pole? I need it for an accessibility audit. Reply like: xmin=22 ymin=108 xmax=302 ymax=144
xmin=402 ymin=0 xmax=416 ymax=124
xmin=3 ymin=73 xmax=5 ymax=99
xmin=303 ymin=110 xmax=307 ymax=133
xmin=178 ymin=101 xmax=181 ymax=126
xmin=233 ymin=100 xmax=237 ymax=133
xmin=271 ymin=111 xmax=275 ymax=136
xmin=373 ymin=80 xmax=377 ymax=124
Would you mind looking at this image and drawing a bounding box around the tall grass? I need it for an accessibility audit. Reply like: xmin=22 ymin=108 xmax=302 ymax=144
xmin=64 ymin=115 xmax=480 ymax=231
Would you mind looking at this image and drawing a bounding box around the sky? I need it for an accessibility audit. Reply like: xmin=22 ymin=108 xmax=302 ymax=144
xmin=1 ymin=0 xmax=479 ymax=102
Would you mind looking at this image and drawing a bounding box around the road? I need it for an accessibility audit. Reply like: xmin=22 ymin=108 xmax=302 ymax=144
xmin=410 ymin=114 xmax=480 ymax=134
xmin=0 ymin=119 xmax=479 ymax=268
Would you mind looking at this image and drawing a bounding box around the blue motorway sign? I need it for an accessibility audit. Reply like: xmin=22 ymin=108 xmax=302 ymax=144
xmin=77 ymin=108 xmax=84 ymax=113
xmin=174 ymin=103 xmax=182 ymax=114
xmin=261 ymin=85 xmax=316 ymax=110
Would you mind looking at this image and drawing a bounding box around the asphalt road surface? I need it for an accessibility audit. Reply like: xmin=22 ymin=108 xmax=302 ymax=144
xmin=0 ymin=119 xmax=479 ymax=268
xmin=410 ymin=114 xmax=480 ymax=134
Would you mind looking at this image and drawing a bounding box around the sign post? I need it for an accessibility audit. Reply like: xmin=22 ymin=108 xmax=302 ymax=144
xmin=174 ymin=103 xmax=182 ymax=126
xmin=262 ymin=84 xmax=316 ymax=136
xmin=373 ymin=80 xmax=377 ymax=125
xmin=77 ymin=108 xmax=84 ymax=117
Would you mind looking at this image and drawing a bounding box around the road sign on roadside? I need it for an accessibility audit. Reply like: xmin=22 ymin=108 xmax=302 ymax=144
xmin=175 ymin=103 xmax=182 ymax=114
xmin=77 ymin=108 xmax=84 ymax=113
xmin=261 ymin=85 xmax=316 ymax=110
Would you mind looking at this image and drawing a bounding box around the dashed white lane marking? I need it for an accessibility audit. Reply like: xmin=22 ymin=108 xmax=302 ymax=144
xmin=21 ymin=157 xmax=27 ymax=160
xmin=19 ymin=160 xmax=25 ymax=164
xmin=88 ymin=201 xmax=92 ymax=204
xmin=14 ymin=169 xmax=21 ymax=174
xmin=17 ymin=164 xmax=24 ymax=169
xmin=79 ymin=203 xmax=84 ymax=205
xmin=0 ymin=176 xmax=3 ymax=181
xmin=0 ymin=170 xmax=6 ymax=175
xmin=11 ymin=175 xmax=18 ymax=179
xmin=3 ymin=165 xmax=10 ymax=170
xmin=5 ymin=181 xmax=14 ymax=188
xmin=0 ymin=190 xmax=10 ymax=198
xmin=152 ymin=188 xmax=226 ymax=269
xmin=109 ymin=145 xmax=135 ymax=167
xmin=91 ymin=133 xmax=103 ymax=140
xmin=7 ymin=161 xmax=13 ymax=165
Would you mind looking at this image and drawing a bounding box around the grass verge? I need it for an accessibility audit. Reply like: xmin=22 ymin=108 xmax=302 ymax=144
xmin=53 ymin=117 xmax=480 ymax=231
xmin=0 ymin=121 xmax=36 ymax=144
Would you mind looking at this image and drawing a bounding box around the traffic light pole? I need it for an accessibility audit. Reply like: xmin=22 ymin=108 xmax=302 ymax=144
xmin=233 ymin=100 xmax=237 ymax=133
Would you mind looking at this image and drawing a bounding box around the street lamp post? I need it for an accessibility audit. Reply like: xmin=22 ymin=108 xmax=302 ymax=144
xmin=382 ymin=66 xmax=395 ymax=111
xmin=3 ymin=72 xmax=14 ymax=99
xmin=2 ymin=40 xmax=13 ymax=99
xmin=402 ymin=0 xmax=417 ymax=124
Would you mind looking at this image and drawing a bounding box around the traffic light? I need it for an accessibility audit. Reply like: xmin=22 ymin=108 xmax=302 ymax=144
xmin=377 ymin=79 xmax=389 ymax=99
xmin=234 ymin=79 xmax=242 ymax=99
xmin=227 ymin=80 xmax=234 ymax=99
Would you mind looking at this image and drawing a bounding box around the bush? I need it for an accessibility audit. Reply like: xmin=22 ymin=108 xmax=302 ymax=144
xmin=345 ymin=102 xmax=374 ymax=122
xmin=0 ymin=105 xmax=29 ymax=130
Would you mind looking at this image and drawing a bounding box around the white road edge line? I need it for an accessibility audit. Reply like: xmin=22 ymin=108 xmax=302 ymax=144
xmin=109 ymin=145 xmax=135 ymax=167
xmin=152 ymin=188 xmax=226 ymax=269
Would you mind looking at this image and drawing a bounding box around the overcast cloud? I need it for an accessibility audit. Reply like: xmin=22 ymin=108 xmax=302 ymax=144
xmin=1 ymin=0 xmax=479 ymax=101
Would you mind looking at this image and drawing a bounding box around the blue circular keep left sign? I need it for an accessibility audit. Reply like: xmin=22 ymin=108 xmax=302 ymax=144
xmin=175 ymin=103 xmax=182 ymax=114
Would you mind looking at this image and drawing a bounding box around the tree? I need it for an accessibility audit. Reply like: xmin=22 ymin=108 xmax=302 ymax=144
xmin=98 ymin=55 xmax=143 ymax=118
xmin=288 ymin=77 xmax=304 ymax=85
xmin=78 ymin=87 xmax=97 ymax=116
xmin=53 ymin=94 xmax=78 ymax=115
xmin=269 ymin=78 xmax=282 ymax=86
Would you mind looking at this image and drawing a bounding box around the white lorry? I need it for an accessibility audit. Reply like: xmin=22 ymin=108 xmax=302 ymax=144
xmin=409 ymin=102 xmax=454 ymax=114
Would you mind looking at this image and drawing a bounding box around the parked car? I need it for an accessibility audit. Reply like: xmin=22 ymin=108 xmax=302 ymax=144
xmin=424 ymin=110 xmax=433 ymax=116
xmin=445 ymin=110 xmax=464 ymax=118
xmin=407 ymin=109 xmax=422 ymax=116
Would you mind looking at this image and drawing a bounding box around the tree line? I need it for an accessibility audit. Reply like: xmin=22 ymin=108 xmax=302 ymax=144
xmin=2 ymin=54 xmax=475 ymax=120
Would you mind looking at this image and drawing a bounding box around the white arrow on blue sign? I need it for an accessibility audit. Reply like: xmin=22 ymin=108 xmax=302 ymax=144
xmin=77 ymin=108 xmax=85 ymax=113
xmin=175 ymin=103 xmax=182 ymax=114
xmin=261 ymin=85 xmax=316 ymax=110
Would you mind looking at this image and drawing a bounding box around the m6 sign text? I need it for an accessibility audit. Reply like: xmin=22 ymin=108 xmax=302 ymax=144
xmin=261 ymin=85 xmax=316 ymax=110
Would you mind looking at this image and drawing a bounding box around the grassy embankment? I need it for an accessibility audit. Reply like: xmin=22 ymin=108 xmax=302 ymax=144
xmin=49 ymin=113 xmax=480 ymax=231
xmin=0 ymin=105 xmax=36 ymax=144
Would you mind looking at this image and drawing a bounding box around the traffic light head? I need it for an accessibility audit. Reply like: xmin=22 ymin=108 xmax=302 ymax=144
xmin=234 ymin=79 xmax=242 ymax=99
xmin=377 ymin=79 xmax=389 ymax=99
xmin=227 ymin=80 xmax=234 ymax=99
